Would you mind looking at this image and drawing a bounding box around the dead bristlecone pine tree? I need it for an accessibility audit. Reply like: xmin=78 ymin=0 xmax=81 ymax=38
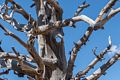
xmin=0 ymin=0 xmax=120 ymax=80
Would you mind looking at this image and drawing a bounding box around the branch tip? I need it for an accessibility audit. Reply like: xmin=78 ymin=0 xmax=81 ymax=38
xmin=108 ymin=35 xmax=112 ymax=46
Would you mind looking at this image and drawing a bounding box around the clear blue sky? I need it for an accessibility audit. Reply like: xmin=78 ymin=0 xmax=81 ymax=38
xmin=0 ymin=0 xmax=120 ymax=80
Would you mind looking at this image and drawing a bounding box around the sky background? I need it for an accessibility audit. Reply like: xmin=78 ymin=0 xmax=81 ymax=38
xmin=0 ymin=0 xmax=120 ymax=80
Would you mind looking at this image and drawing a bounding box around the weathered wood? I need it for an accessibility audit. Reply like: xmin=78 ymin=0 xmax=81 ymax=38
xmin=0 ymin=0 xmax=120 ymax=80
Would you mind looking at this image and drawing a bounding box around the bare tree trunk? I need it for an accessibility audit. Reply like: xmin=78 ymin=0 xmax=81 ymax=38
xmin=36 ymin=0 xmax=67 ymax=79
xmin=38 ymin=29 xmax=67 ymax=79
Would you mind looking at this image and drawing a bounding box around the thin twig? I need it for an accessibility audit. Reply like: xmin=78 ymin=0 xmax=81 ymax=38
xmin=12 ymin=47 xmax=20 ymax=56
xmin=74 ymin=2 xmax=90 ymax=17
xmin=0 ymin=23 xmax=28 ymax=48
xmin=9 ymin=0 xmax=35 ymax=25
